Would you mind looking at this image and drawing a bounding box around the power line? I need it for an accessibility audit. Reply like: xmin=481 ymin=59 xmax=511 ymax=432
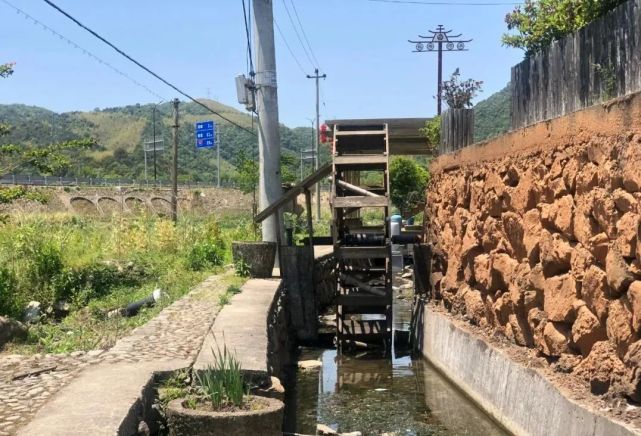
xmin=280 ymin=0 xmax=315 ymax=69
xmin=366 ymin=0 xmax=521 ymax=5
xmin=241 ymin=0 xmax=255 ymax=76
xmin=1 ymin=0 xmax=166 ymax=101
xmin=42 ymin=0 xmax=256 ymax=136
xmin=273 ymin=18 xmax=307 ymax=75
xmin=288 ymin=0 xmax=322 ymax=69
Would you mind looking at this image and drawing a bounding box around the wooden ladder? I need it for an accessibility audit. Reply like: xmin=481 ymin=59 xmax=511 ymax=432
xmin=331 ymin=123 xmax=392 ymax=349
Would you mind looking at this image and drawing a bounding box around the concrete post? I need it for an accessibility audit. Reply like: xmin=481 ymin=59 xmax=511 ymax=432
xmin=253 ymin=0 xmax=282 ymax=244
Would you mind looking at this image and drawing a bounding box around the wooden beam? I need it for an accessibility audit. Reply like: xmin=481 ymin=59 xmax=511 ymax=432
xmin=336 ymin=179 xmax=380 ymax=197
xmin=255 ymin=163 xmax=332 ymax=223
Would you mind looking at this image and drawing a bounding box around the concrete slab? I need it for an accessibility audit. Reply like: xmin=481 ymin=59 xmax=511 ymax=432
xmin=422 ymin=307 xmax=640 ymax=436
xmin=194 ymin=279 xmax=281 ymax=373
xmin=18 ymin=359 xmax=185 ymax=436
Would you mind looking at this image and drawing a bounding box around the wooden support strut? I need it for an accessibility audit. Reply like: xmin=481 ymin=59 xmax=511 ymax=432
xmin=335 ymin=179 xmax=380 ymax=197
xmin=339 ymin=273 xmax=387 ymax=297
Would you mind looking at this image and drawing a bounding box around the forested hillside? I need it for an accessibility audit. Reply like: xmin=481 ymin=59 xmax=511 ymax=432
xmin=0 ymin=100 xmax=318 ymax=183
xmin=474 ymin=85 xmax=511 ymax=142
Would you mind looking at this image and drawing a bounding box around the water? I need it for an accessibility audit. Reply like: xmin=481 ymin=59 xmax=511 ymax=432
xmin=284 ymin=348 xmax=510 ymax=435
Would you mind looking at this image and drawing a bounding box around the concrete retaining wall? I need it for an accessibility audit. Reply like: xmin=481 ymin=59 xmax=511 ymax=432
xmin=421 ymin=307 xmax=639 ymax=436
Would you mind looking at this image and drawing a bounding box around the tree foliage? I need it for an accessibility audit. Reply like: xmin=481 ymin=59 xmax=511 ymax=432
xmin=419 ymin=116 xmax=441 ymax=154
xmin=474 ymin=85 xmax=511 ymax=142
xmin=441 ymin=70 xmax=483 ymax=109
xmin=389 ymin=157 xmax=429 ymax=218
xmin=502 ymin=0 xmax=626 ymax=55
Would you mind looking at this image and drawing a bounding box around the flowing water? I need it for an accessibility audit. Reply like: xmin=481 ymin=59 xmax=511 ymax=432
xmin=283 ymin=272 xmax=510 ymax=435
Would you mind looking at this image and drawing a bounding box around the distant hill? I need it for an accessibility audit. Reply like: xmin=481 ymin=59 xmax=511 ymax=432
xmin=474 ymin=85 xmax=511 ymax=142
xmin=0 ymin=100 xmax=317 ymax=184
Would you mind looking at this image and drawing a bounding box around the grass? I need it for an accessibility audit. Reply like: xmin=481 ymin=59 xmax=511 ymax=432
xmin=0 ymin=210 xmax=257 ymax=354
xmin=217 ymin=284 xmax=243 ymax=307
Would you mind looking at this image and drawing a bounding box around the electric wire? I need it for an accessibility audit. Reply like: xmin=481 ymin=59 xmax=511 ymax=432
xmin=366 ymin=0 xmax=521 ymax=5
xmin=273 ymin=18 xmax=307 ymax=75
xmin=1 ymin=0 xmax=166 ymax=101
xmin=288 ymin=0 xmax=322 ymax=69
xmin=280 ymin=0 xmax=315 ymax=70
xmin=42 ymin=0 xmax=256 ymax=136
xmin=242 ymin=0 xmax=255 ymax=76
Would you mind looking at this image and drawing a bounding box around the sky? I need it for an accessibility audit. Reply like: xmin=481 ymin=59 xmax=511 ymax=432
xmin=1 ymin=0 xmax=525 ymax=128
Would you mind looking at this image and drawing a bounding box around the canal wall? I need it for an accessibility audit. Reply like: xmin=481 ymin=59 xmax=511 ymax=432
xmin=424 ymin=91 xmax=641 ymax=428
xmin=421 ymin=307 xmax=639 ymax=436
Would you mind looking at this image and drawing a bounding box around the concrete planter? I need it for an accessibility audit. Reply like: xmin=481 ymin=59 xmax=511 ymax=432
xmin=166 ymin=395 xmax=284 ymax=436
xmin=231 ymin=241 xmax=276 ymax=278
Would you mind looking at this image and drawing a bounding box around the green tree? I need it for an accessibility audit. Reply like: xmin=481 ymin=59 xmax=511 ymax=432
xmin=503 ymin=0 xmax=626 ymax=55
xmin=419 ymin=116 xmax=441 ymax=154
xmin=389 ymin=157 xmax=429 ymax=218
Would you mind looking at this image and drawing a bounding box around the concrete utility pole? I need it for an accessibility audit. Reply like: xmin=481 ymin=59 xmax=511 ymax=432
xmin=253 ymin=0 xmax=282 ymax=243
xmin=171 ymin=98 xmax=179 ymax=223
xmin=307 ymin=68 xmax=326 ymax=220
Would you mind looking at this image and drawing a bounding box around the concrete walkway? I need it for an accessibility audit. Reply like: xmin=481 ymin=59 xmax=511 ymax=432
xmin=5 ymin=273 xmax=231 ymax=436
xmin=195 ymin=279 xmax=281 ymax=373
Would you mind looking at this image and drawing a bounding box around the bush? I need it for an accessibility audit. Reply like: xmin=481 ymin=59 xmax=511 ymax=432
xmin=0 ymin=267 xmax=18 ymax=318
xmin=186 ymin=241 xmax=225 ymax=271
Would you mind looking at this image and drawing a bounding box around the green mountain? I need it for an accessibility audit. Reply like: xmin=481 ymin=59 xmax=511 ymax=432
xmin=474 ymin=85 xmax=511 ymax=142
xmin=0 ymin=100 xmax=318 ymax=184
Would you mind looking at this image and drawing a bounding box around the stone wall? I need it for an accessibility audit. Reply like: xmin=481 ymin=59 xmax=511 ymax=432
xmin=426 ymin=92 xmax=641 ymax=402
xmin=267 ymin=282 xmax=294 ymax=381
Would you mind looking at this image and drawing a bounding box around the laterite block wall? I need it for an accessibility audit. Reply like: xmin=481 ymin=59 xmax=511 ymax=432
xmin=426 ymin=93 xmax=641 ymax=401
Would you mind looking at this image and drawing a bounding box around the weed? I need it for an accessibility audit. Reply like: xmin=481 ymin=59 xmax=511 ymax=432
xmin=226 ymin=284 xmax=242 ymax=295
xmin=218 ymin=292 xmax=231 ymax=306
xmin=234 ymin=257 xmax=250 ymax=277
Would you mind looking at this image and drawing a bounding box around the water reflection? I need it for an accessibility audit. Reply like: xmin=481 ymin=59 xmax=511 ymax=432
xmin=285 ymin=348 xmax=509 ymax=436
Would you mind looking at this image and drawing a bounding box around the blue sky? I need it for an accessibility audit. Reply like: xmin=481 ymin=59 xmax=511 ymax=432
xmin=1 ymin=0 xmax=525 ymax=127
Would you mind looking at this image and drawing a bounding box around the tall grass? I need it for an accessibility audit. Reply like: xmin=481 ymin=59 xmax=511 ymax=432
xmin=196 ymin=341 xmax=246 ymax=409
xmin=0 ymin=210 xmax=255 ymax=354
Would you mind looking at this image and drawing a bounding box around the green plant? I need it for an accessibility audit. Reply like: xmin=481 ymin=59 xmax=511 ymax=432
xmin=234 ymin=257 xmax=250 ymax=277
xmin=440 ymin=70 xmax=483 ymax=109
xmin=227 ymin=284 xmax=242 ymax=295
xmin=503 ymin=0 xmax=627 ymax=55
xmin=389 ymin=157 xmax=429 ymax=218
xmin=195 ymin=342 xmax=246 ymax=409
xmin=419 ymin=116 xmax=441 ymax=154
xmin=186 ymin=241 xmax=225 ymax=271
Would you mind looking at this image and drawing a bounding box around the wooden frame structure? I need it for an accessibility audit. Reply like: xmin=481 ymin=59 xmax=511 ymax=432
xmin=331 ymin=123 xmax=393 ymax=349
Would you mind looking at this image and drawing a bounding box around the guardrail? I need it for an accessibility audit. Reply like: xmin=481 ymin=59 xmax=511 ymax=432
xmin=0 ymin=174 xmax=238 ymax=190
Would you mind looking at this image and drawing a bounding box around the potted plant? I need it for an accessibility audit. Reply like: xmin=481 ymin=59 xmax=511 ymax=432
xmin=165 ymin=343 xmax=284 ymax=436
xmin=231 ymin=151 xmax=276 ymax=278
xmin=439 ymin=69 xmax=483 ymax=152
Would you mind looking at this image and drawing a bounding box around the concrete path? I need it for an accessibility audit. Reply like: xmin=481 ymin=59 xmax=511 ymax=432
xmin=194 ymin=279 xmax=281 ymax=373
xmin=0 ymin=273 xmax=230 ymax=436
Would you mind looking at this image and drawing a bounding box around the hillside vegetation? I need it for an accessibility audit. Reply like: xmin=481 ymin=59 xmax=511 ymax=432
xmin=0 ymin=99 xmax=318 ymax=183
xmin=474 ymin=85 xmax=511 ymax=142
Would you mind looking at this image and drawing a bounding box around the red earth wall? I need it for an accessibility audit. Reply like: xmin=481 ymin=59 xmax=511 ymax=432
xmin=426 ymin=92 xmax=641 ymax=401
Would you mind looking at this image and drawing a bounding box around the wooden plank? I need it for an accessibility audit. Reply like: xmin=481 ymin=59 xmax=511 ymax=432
xmin=334 ymin=155 xmax=388 ymax=166
xmin=333 ymin=196 xmax=389 ymax=208
xmin=335 ymin=130 xmax=386 ymax=136
xmin=336 ymin=246 xmax=389 ymax=259
xmin=255 ymin=163 xmax=331 ymax=223
xmin=336 ymin=294 xmax=391 ymax=306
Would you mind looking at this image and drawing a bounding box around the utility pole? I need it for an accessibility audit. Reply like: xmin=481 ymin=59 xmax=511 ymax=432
xmin=171 ymin=98 xmax=179 ymax=223
xmin=253 ymin=0 xmax=282 ymax=244
xmin=307 ymin=68 xmax=326 ymax=220
xmin=153 ymin=104 xmax=158 ymax=182
xmin=216 ymin=127 xmax=221 ymax=188
xmin=408 ymin=25 xmax=471 ymax=115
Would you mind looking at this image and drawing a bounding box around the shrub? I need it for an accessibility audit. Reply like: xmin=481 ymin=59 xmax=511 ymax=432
xmin=234 ymin=257 xmax=250 ymax=277
xmin=186 ymin=241 xmax=225 ymax=271
xmin=0 ymin=267 xmax=18 ymax=318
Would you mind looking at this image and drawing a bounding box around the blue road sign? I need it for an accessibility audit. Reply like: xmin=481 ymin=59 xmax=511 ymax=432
xmin=195 ymin=120 xmax=216 ymax=148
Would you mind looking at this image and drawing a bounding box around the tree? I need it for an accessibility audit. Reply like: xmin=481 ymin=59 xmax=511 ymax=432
xmin=0 ymin=63 xmax=95 ymax=176
xmin=419 ymin=116 xmax=441 ymax=154
xmin=440 ymin=70 xmax=483 ymax=109
xmin=502 ymin=0 xmax=626 ymax=55
xmin=389 ymin=157 xmax=429 ymax=218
